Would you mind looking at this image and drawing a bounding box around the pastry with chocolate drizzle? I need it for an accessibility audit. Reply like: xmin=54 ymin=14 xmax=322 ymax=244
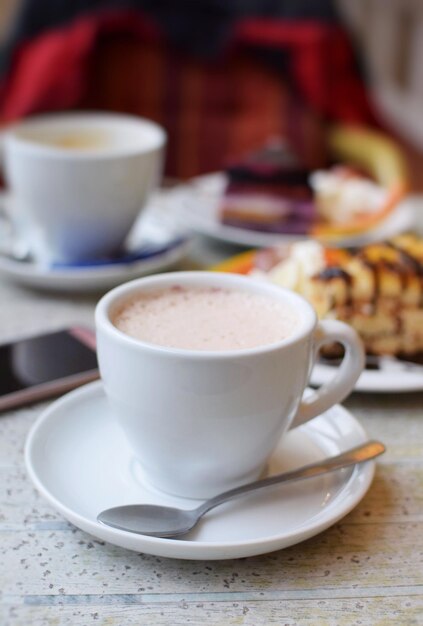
xmin=251 ymin=234 xmax=423 ymax=357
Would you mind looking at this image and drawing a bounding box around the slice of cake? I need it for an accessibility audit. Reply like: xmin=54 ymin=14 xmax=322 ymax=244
xmin=220 ymin=150 xmax=391 ymax=237
xmin=251 ymin=235 xmax=423 ymax=356
xmin=220 ymin=139 xmax=317 ymax=235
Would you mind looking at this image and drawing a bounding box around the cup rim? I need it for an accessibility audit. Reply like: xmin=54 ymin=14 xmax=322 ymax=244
xmin=2 ymin=111 xmax=167 ymax=160
xmin=95 ymin=271 xmax=317 ymax=359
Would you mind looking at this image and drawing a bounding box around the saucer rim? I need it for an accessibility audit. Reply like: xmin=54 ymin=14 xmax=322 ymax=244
xmin=0 ymin=238 xmax=191 ymax=280
xmin=0 ymin=236 xmax=191 ymax=293
xmin=25 ymin=381 xmax=375 ymax=560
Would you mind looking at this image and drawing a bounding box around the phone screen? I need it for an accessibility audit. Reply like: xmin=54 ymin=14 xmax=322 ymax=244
xmin=0 ymin=330 xmax=98 ymax=396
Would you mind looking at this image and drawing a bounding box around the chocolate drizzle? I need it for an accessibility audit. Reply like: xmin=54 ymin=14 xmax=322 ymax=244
xmin=316 ymin=267 xmax=353 ymax=308
xmin=386 ymin=241 xmax=423 ymax=309
xmin=318 ymin=267 xmax=353 ymax=283
xmin=386 ymin=241 xmax=423 ymax=275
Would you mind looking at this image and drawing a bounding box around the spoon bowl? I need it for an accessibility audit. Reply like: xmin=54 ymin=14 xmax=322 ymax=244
xmin=99 ymin=504 xmax=198 ymax=537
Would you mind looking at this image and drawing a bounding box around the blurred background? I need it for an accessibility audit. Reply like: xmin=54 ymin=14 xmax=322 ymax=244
xmin=1 ymin=0 xmax=422 ymax=187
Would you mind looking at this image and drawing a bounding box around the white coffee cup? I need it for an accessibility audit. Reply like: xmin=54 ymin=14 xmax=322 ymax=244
xmin=95 ymin=271 xmax=364 ymax=499
xmin=2 ymin=112 xmax=166 ymax=264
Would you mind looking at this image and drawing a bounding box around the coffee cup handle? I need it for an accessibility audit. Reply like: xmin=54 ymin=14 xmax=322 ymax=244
xmin=290 ymin=320 xmax=365 ymax=429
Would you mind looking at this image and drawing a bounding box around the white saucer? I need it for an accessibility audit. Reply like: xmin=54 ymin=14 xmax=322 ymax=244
xmin=0 ymin=193 xmax=191 ymax=292
xmin=312 ymin=362 xmax=423 ymax=394
xmin=25 ymin=381 xmax=375 ymax=560
xmin=169 ymin=173 xmax=415 ymax=248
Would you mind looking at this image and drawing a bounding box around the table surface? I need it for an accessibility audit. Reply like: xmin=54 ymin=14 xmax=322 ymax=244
xmin=0 ymin=236 xmax=422 ymax=626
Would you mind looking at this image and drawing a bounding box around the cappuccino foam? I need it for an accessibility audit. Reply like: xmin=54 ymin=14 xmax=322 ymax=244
xmin=112 ymin=286 xmax=297 ymax=351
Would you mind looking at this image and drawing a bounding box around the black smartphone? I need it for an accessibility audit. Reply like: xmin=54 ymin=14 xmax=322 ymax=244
xmin=0 ymin=327 xmax=98 ymax=412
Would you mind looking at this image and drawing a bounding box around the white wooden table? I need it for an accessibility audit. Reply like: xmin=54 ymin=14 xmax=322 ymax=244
xmin=1 ymin=237 xmax=422 ymax=625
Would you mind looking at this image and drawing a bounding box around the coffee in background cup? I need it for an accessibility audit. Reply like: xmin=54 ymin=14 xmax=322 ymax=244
xmin=19 ymin=129 xmax=109 ymax=151
xmin=96 ymin=272 xmax=364 ymax=499
xmin=2 ymin=112 xmax=166 ymax=264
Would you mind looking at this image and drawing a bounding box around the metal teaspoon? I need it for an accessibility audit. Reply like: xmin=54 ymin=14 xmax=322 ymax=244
xmin=97 ymin=440 xmax=385 ymax=538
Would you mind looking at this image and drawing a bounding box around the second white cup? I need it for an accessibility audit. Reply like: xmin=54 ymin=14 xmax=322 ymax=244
xmin=2 ymin=112 xmax=166 ymax=264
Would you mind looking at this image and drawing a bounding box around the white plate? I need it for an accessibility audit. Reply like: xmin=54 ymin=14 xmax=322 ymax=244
xmin=0 ymin=193 xmax=191 ymax=292
xmin=312 ymin=362 xmax=423 ymax=393
xmin=25 ymin=381 xmax=375 ymax=560
xmin=169 ymin=173 xmax=415 ymax=248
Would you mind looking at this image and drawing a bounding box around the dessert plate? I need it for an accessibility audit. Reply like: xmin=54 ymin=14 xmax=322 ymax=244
xmin=25 ymin=381 xmax=375 ymax=560
xmin=0 ymin=193 xmax=191 ymax=292
xmin=168 ymin=173 xmax=415 ymax=249
xmin=311 ymin=361 xmax=423 ymax=394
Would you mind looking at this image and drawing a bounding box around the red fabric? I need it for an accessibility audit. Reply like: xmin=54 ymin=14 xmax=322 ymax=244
xmin=0 ymin=11 xmax=375 ymax=177
xmin=0 ymin=11 xmax=162 ymax=121
xmin=234 ymin=20 xmax=374 ymax=124
xmin=0 ymin=11 xmax=373 ymax=124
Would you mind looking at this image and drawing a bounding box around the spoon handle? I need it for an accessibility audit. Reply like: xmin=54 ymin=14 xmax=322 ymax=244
xmin=197 ymin=440 xmax=385 ymax=516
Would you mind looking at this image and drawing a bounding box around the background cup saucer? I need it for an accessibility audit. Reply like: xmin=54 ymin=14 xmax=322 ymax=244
xmin=0 ymin=191 xmax=191 ymax=292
